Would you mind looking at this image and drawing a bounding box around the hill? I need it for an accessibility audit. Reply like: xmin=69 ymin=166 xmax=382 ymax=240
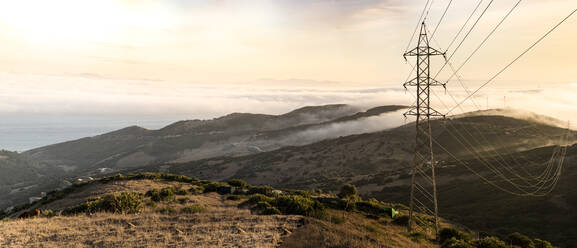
xmin=133 ymin=114 xmax=576 ymax=246
xmin=0 ymin=173 xmax=553 ymax=248
xmin=0 ymin=104 xmax=405 ymax=210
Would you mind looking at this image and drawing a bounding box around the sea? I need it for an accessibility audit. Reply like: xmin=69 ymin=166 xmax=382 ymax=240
xmin=0 ymin=115 xmax=180 ymax=152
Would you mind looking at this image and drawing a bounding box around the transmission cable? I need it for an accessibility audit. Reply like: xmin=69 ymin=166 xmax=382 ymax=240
xmin=447 ymin=8 xmax=577 ymax=115
xmin=443 ymin=0 xmax=523 ymax=84
xmin=434 ymin=0 xmax=495 ymax=79
xmin=405 ymin=0 xmax=433 ymax=52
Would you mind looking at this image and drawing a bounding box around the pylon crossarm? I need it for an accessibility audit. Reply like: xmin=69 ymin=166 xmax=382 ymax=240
xmin=404 ymin=47 xmax=420 ymax=57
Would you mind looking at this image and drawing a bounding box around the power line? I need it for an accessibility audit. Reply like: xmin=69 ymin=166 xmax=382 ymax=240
xmin=405 ymin=0 xmax=433 ymax=52
xmin=443 ymin=0 xmax=523 ymax=85
xmin=431 ymin=0 xmax=454 ymax=39
xmin=447 ymin=8 xmax=577 ymax=115
xmin=434 ymin=0 xmax=495 ymax=79
xmin=445 ymin=0 xmax=485 ymax=54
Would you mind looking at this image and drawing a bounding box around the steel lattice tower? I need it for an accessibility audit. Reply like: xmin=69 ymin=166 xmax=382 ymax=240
xmin=403 ymin=22 xmax=445 ymax=237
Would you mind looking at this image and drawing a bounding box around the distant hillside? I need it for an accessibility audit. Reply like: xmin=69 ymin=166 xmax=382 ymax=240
xmin=0 ymin=151 xmax=62 ymax=211
xmin=147 ymin=114 xmax=575 ymax=188
xmin=23 ymin=104 xmax=364 ymax=173
xmin=0 ymin=104 xmax=404 ymax=210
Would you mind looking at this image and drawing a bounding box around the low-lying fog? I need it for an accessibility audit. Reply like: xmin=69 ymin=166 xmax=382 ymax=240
xmin=1 ymin=72 xmax=576 ymax=151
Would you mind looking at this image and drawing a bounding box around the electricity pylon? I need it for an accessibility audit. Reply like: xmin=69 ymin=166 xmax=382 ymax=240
xmin=403 ymin=22 xmax=445 ymax=237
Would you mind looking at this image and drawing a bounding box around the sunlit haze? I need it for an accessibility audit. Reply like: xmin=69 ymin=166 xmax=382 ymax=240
xmin=1 ymin=0 xmax=576 ymax=150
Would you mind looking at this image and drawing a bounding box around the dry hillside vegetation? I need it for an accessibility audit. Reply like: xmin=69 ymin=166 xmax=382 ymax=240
xmin=0 ymin=176 xmax=442 ymax=248
xmin=0 ymin=180 xmax=303 ymax=248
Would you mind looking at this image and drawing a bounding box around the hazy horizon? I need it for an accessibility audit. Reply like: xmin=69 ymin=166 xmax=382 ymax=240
xmin=1 ymin=0 xmax=577 ymax=150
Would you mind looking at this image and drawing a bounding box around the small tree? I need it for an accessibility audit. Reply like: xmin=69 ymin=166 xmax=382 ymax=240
xmin=338 ymin=184 xmax=358 ymax=219
xmin=338 ymin=184 xmax=358 ymax=199
xmin=506 ymin=232 xmax=535 ymax=248
xmin=228 ymin=179 xmax=248 ymax=188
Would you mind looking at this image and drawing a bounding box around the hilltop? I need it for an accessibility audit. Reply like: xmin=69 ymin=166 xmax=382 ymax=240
xmin=0 ymin=173 xmax=554 ymax=248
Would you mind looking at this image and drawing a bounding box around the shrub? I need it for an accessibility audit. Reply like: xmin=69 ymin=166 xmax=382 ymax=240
xmin=226 ymin=195 xmax=242 ymax=201
xmin=245 ymin=194 xmax=274 ymax=206
xmin=440 ymin=228 xmax=472 ymax=244
xmin=189 ymin=186 xmax=204 ymax=194
xmin=62 ymin=192 xmax=143 ymax=215
xmin=356 ymin=199 xmax=385 ymax=215
xmin=146 ymin=188 xmax=176 ymax=202
xmin=42 ymin=209 xmax=56 ymax=218
xmin=227 ymin=179 xmax=248 ymax=188
xmin=274 ymin=195 xmax=327 ymax=218
xmin=292 ymin=190 xmax=311 ymax=198
xmin=181 ymin=205 xmax=207 ymax=214
xmin=247 ymin=185 xmax=276 ymax=196
xmin=261 ymin=206 xmax=281 ymax=215
xmin=203 ymin=182 xmax=225 ymax=193
xmin=175 ymin=187 xmax=188 ymax=196
xmin=255 ymin=201 xmax=273 ymax=211
xmin=473 ymin=237 xmax=507 ymax=248
xmin=442 ymin=238 xmax=473 ymax=248
xmin=506 ymin=232 xmax=535 ymax=248
xmin=338 ymin=184 xmax=358 ymax=199
xmin=156 ymin=206 xmax=176 ymax=214
xmin=533 ymin=238 xmax=554 ymax=248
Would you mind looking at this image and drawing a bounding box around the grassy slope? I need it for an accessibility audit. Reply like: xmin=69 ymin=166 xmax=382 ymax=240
xmin=0 ymin=175 xmax=439 ymax=248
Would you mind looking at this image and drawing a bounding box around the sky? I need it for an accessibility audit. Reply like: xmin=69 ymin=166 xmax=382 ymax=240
xmin=0 ymin=0 xmax=576 ymax=149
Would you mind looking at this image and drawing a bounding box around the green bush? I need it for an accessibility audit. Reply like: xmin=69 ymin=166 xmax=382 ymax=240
xmin=292 ymin=190 xmax=311 ymax=198
xmin=177 ymin=198 xmax=188 ymax=204
xmin=440 ymin=228 xmax=472 ymax=244
xmin=226 ymin=195 xmax=242 ymax=201
xmin=42 ymin=209 xmax=56 ymax=218
xmin=338 ymin=184 xmax=358 ymax=199
xmin=181 ymin=205 xmax=207 ymax=214
xmin=146 ymin=187 xmax=176 ymax=202
xmin=533 ymin=238 xmax=554 ymax=248
xmin=473 ymin=237 xmax=507 ymax=248
xmin=273 ymin=195 xmax=327 ymax=218
xmin=506 ymin=232 xmax=535 ymax=248
xmin=255 ymin=201 xmax=273 ymax=211
xmin=203 ymin=182 xmax=225 ymax=193
xmin=227 ymin=179 xmax=248 ymax=188
xmin=356 ymin=199 xmax=386 ymax=215
xmin=442 ymin=238 xmax=473 ymax=248
xmin=245 ymin=194 xmax=274 ymax=205
xmin=247 ymin=185 xmax=276 ymax=196
xmin=175 ymin=187 xmax=188 ymax=195
xmin=261 ymin=206 xmax=281 ymax=215
xmin=189 ymin=186 xmax=204 ymax=194
xmin=62 ymin=192 xmax=143 ymax=215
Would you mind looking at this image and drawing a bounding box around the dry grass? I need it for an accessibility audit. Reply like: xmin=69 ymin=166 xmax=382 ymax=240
xmin=0 ymin=179 xmax=440 ymax=248
xmin=0 ymin=181 xmax=303 ymax=248
xmin=281 ymin=210 xmax=438 ymax=248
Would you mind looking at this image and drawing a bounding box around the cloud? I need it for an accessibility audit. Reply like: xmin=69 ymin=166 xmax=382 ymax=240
xmin=2 ymin=72 xmax=576 ymax=131
xmin=0 ymin=72 xmax=410 ymax=119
